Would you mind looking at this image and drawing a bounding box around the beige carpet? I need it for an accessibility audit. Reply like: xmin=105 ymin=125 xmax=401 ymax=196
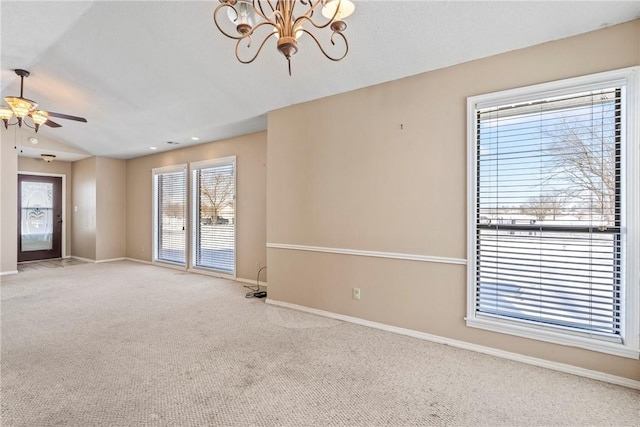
xmin=1 ymin=261 xmax=638 ymax=426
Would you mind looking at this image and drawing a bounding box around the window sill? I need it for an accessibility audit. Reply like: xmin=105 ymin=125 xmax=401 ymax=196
xmin=466 ymin=316 xmax=639 ymax=359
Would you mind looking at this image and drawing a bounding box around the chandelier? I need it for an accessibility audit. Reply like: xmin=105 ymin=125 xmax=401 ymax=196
xmin=213 ymin=0 xmax=355 ymax=75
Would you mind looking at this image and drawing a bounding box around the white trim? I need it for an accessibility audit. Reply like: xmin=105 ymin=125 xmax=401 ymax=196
xmin=466 ymin=91 xmax=479 ymax=326
xmin=188 ymin=266 xmax=234 ymax=281
xmin=0 ymin=270 xmax=18 ymax=276
xmin=472 ymin=67 xmax=639 ymax=110
xmin=623 ymin=67 xmax=640 ymax=352
xmin=95 ymin=257 xmax=126 ymax=264
xmin=152 ymin=164 xmax=186 ymax=176
xmin=16 ymin=171 xmax=65 ymax=177
xmin=190 ymin=155 xmax=237 ymax=171
xmin=466 ymin=66 xmax=640 ymax=359
xmin=125 ymin=257 xmax=152 ymax=265
xmin=466 ymin=316 xmax=638 ymax=359
xmin=18 ymin=171 xmax=67 ymax=258
xmin=153 ymin=260 xmax=187 ymax=271
xmin=266 ymin=243 xmax=467 ymax=265
xmin=265 ymin=298 xmax=640 ymax=391
xmin=70 ymin=256 xmax=96 ymax=263
xmin=236 ymin=277 xmax=267 ymax=288
xmin=70 ymin=257 xmax=127 ymax=264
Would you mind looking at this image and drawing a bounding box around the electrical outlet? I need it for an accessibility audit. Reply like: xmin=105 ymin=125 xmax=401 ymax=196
xmin=352 ymin=287 xmax=361 ymax=300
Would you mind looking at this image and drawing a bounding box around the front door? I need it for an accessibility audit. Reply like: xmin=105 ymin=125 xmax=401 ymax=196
xmin=18 ymin=175 xmax=63 ymax=262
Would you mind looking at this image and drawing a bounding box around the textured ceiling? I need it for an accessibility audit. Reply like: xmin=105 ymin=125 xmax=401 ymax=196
xmin=1 ymin=1 xmax=639 ymax=160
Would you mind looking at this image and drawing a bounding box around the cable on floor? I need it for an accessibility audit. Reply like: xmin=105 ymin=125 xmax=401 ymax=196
xmin=245 ymin=266 xmax=267 ymax=298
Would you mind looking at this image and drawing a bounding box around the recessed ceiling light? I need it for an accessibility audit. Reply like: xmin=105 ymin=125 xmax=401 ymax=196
xmin=28 ymin=137 xmax=38 ymax=145
xmin=191 ymin=137 xmax=200 ymax=141
xmin=150 ymin=146 xmax=157 ymax=150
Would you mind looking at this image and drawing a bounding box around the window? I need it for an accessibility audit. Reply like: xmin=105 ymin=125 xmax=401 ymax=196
xmin=191 ymin=156 xmax=236 ymax=277
xmin=153 ymin=165 xmax=187 ymax=265
xmin=467 ymin=67 xmax=639 ymax=358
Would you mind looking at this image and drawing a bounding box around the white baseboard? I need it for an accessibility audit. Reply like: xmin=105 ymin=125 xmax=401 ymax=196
xmin=70 ymin=256 xmax=96 ymax=263
xmin=124 ymin=257 xmax=152 ymax=265
xmin=265 ymin=298 xmax=640 ymax=391
xmin=0 ymin=270 xmax=18 ymax=276
xmin=95 ymin=257 xmax=126 ymax=264
xmin=71 ymin=256 xmax=127 ymax=264
xmin=237 ymin=277 xmax=267 ymax=288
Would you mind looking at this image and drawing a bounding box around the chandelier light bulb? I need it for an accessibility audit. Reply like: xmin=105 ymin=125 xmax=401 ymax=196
xmin=227 ymin=0 xmax=257 ymax=34
xmin=322 ymin=0 xmax=355 ymax=20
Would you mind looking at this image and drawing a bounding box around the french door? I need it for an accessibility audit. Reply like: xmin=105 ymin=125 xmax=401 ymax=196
xmin=152 ymin=158 xmax=236 ymax=278
xmin=18 ymin=174 xmax=63 ymax=262
xmin=153 ymin=165 xmax=187 ymax=265
xmin=192 ymin=157 xmax=236 ymax=276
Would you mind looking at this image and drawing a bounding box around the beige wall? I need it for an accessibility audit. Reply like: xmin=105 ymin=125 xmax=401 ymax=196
xmin=70 ymin=156 xmax=127 ymax=261
xmin=96 ymin=157 xmax=126 ymax=260
xmin=267 ymin=20 xmax=640 ymax=380
xmin=71 ymin=157 xmax=97 ymax=260
xmin=0 ymin=129 xmax=18 ymax=274
xmin=126 ymin=131 xmax=267 ymax=281
xmin=18 ymin=157 xmax=73 ymax=257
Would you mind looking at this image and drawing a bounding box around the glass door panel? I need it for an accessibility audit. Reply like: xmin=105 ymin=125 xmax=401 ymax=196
xmin=21 ymin=181 xmax=54 ymax=252
xmin=18 ymin=175 xmax=63 ymax=262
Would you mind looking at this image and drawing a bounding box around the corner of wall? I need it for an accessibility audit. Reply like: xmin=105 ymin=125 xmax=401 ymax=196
xmin=0 ymin=130 xmax=18 ymax=274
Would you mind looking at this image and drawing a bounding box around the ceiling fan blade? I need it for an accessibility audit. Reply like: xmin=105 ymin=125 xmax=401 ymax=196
xmin=45 ymin=119 xmax=62 ymax=128
xmin=46 ymin=111 xmax=87 ymax=123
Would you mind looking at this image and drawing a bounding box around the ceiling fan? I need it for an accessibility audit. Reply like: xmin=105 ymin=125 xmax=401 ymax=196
xmin=0 ymin=69 xmax=87 ymax=133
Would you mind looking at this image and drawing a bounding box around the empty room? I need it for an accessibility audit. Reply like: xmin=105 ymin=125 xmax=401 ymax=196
xmin=1 ymin=1 xmax=639 ymax=426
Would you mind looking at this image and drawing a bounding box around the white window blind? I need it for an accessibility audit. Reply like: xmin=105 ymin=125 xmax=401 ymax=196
xmin=153 ymin=166 xmax=187 ymax=265
xmin=192 ymin=157 xmax=236 ymax=274
xmin=474 ymin=87 xmax=623 ymax=339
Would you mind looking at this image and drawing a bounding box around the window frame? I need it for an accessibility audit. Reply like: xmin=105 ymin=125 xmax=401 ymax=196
xmin=190 ymin=156 xmax=237 ymax=279
xmin=466 ymin=67 xmax=640 ymax=359
xmin=152 ymin=164 xmax=188 ymax=267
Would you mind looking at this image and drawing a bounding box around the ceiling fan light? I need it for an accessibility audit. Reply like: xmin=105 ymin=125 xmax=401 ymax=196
xmin=322 ymin=0 xmax=355 ymax=20
xmin=0 ymin=105 xmax=13 ymax=121
xmin=32 ymin=110 xmax=49 ymax=126
xmin=5 ymin=96 xmax=36 ymax=119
